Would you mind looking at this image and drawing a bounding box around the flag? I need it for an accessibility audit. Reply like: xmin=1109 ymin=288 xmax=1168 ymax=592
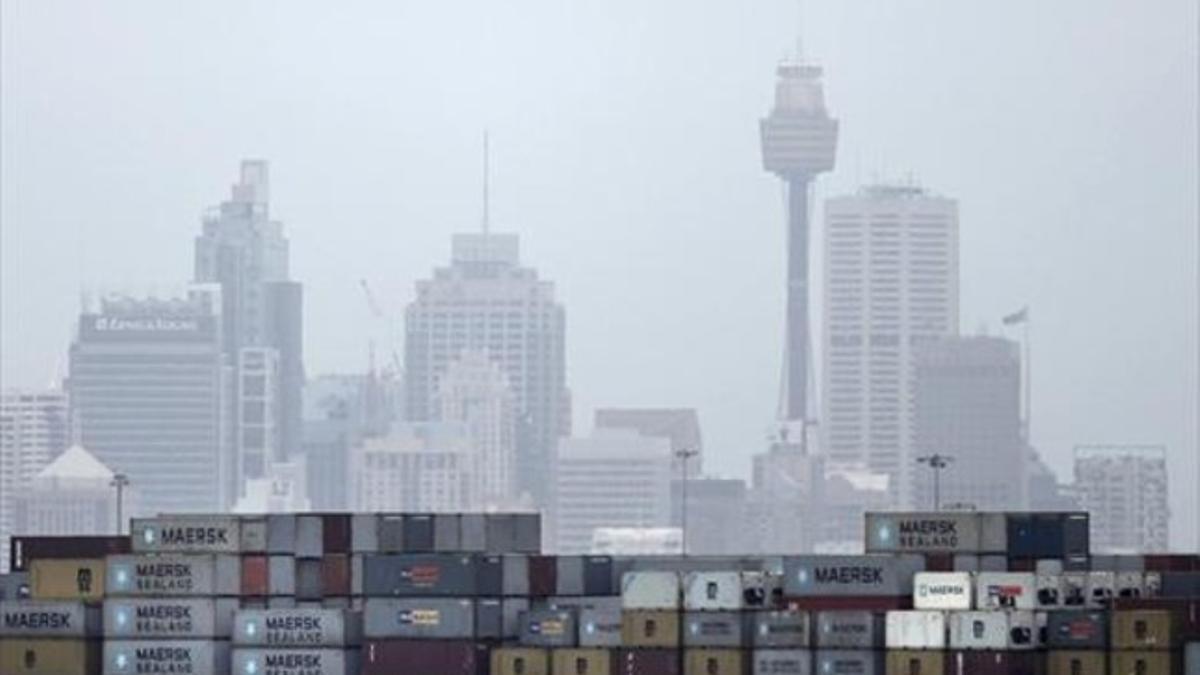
xmin=1002 ymin=307 xmax=1029 ymax=325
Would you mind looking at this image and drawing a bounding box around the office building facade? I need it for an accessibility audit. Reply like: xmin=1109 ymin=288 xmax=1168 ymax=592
xmin=1074 ymin=445 xmax=1169 ymax=552
xmin=0 ymin=389 xmax=68 ymax=572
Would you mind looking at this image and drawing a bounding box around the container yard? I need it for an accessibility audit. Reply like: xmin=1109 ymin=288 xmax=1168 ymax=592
xmin=2 ymin=510 xmax=1200 ymax=673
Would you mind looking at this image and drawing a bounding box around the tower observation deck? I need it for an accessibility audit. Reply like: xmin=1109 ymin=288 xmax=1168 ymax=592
xmin=760 ymin=61 xmax=839 ymax=423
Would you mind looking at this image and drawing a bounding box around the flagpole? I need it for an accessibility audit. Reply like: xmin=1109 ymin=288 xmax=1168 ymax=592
xmin=1024 ymin=310 xmax=1031 ymax=445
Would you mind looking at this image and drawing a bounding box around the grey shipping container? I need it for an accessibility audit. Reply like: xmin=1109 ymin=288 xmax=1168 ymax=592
xmin=434 ymin=514 xmax=462 ymax=552
xmin=815 ymin=611 xmax=883 ymax=649
xmin=362 ymin=554 xmax=477 ymax=596
xmin=685 ymin=611 xmax=746 ymax=647
xmin=1045 ymin=611 xmax=1108 ymax=649
xmin=234 ymin=608 xmax=362 ymax=646
xmin=584 ymin=556 xmax=615 ymax=595
xmin=404 ymin=514 xmax=436 ymax=552
xmin=296 ymin=559 xmax=322 ymax=601
xmin=515 ymin=514 xmax=541 ymax=553
xmin=520 ymin=607 xmax=577 ymax=647
xmin=1007 ymin=512 xmax=1090 ymax=559
xmin=864 ymin=512 xmax=1001 ymax=554
xmin=103 ymin=639 xmax=230 ymax=675
xmin=754 ymin=649 xmax=812 ymax=675
xmin=503 ymin=598 xmax=529 ymax=639
xmin=504 ymin=555 xmax=531 ymax=596
xmin=813 ymin=650 xmax=882 ymax=675
xmin=267 ymin=514 xmax=297 ymax=554
xmin=783 ymin=555 xmax=924 ymax=597
xmin=475 ymin=598 xmax=503 ymax=640
xmin=269 ymin=556 xmax=296 ymax=596
xmin=460 ymin=514 xmax=487 ymax=552
xmin=296 ymin=515 xmax=324 ymax=559
xmin=0 ymin=573 xmax=29 ymax=600
xmin=377 ymin=516 xmax=405 ymax=552
xmin=752 ymin=610 xmax=811 ymax=648
xmin=232 ymin=648 xmax=358 ymax=675
xmin=1186 ymin=642 xmax=1200 ymax=675
xmin=363 ymin=597 xmax=475 ymax=639
xmin=104 ymin=598 xmax=237 ymax=638
xmin=579 ymin=603 xmax=623 ymax=647
xmin=106 ymin=554 xmax=239 ymax=597
xmin=240 ymin=518 xmax=267 ymax=553
xmin=557 ymin=556 xmax=585 ymax=596
xmin=477 ymin=555 xmax=504 ymax=596
xmin=267 ymin=597 xmax=297 ymax=610
xmin=486 ymin=514 xmax=518 ymax=553
xmin=351 ymin=514 xmax=379 ymax=553
xmin=0 ymin=600 xmax=101 ymax=637
xmin=131 ymin=516 xmax=242 ymax=554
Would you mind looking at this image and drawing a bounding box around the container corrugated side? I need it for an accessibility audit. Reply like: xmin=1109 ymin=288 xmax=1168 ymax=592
xmin=752 ymin=648 xmax=812 ymax=675
xmin=485 ymin=514 xmax=518 ymax=554
xmin=460 ymin=514 xmax=487 ymax=552
xmin=10 ymin=536 xmax=130 ymax=572
xmin=813 ymin=649 xmax=883 ymax=675
xmin=556 ymin=556 xmax=585 ymax=596
xmin=975 ymin=572 xmax=1037 ymax=610
xmin=864 ymin=512 xmax=986 ymax=554
xmin=106 ymin=554 xmax=239 ymax=597
xmin=351 ymin=514 xmax=379 ymax=553
xmin=266 ymin=514 xmax=297 ymax=555
xmin=515 ymin=513 xmax=541 ymax=553
xmin=433 ymin=514 xmax=461 ymax=552
xmin=0 ymin=600 xmax=100 ymax=638
xmin=1112 ymin=609 xmax=1175 ymax=649
xmin=578 ymin=603 xmax=623 ymax=647
xmin=814 ymin=611 xmax=883 ymax=649
xmin=884 ymin=611 xmax=946 ymax=649
xmin=622 ymin=610 xmax=680 ymax=648
xmin=104 ymin=598 xmax=237 ymax=639
xmin=1047 ymin=650 xmax=1105 ymax=675
xmin=519 ymin=608 xmax=577 ymax=647
xmin=685 ymin=571 xmax=743 ymax=611
xmin=685 ymin=648 xmax=745 ymax=675
xmin=1109 ymin=651 xmax=1176 ymax=675
xmin=361 ymin=553 xmax=477 ymax=596
xmin=232 ymin=648 xmax=357 ymax=675
xmin=492 ymin=647 xmax=549 ymax=675
xmin=1045 ymin=611 xmax=1108 ymax=649
xmin=0 ymin=637 xmax=100 ymax=674
xmin=685 ymin=611 xmax=746 ymax=648
xmin=622 ymin=571 xmax=680 ymax=609
xmin=913 ymin=572 xmax=972 ymax=610
xmin=130 ymin=516 xmax=242 ymax=554
xmin=362 ymin=639 xmax=486 ymax=675
xmin=29 ymin=558 xmax=106 ymax=600
xmin=947 ymin=611 xmax=1008 ymax=650
xmin=363 ymin=597 xmax=475 ymax=639
xmin=615 ymin=648 xmax=683 ymax=675
xmin=784 ymin=555 xmax=924 ymax=597
xmin=751 ymin=610 xmax=810 ymax=648
xmin=885 ymin=650 xmax=944 ymax=675
xmin=234 ymin=608 xmax=362 ymax=646
xmin=552 ymin=648 xmax=611 ymax=675
xmin=103 ymin=639 xmax=230 ymax=675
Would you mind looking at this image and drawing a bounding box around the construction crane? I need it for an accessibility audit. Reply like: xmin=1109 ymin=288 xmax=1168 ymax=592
xmin=359 ymin=279 xmax=401 ymax=374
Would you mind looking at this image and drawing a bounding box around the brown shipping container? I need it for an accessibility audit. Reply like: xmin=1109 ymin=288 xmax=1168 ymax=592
xmin=552 ymin=648 xmax=612 ymax=675
xmin=1047 ymin=651 xmax=1106 ymax=675
xmin=492 ymin=647 xmax=550 ymax=675
xmin=622 ymin=610 xmax=680 ymax=647
xmin=322 ymin=554 xmax=351 ymax=596
xmin=322 ymin=514 xmax=352 ymax=553
xmin=530 ymin=556 xmax=557 ymax=597
xmin=1116 ymin=598 xmax=1200 ymax=641
xmin=363 ymin=639 xmax=488 ymax=675
xmin=1112 ymin=609 xmax=1176 ymax=649
xmin=1145 ymin=555 xmax=1200 ymax=572
xmin=0 ymin=638 xmax=101 ymax=674
xmin=945 ymin=651 xmax=1046 ymax=675
xmin=241 ymin=555 xmax=269 ymax=596
xmin=924 ymin=554 xmax=954 ymax=572
xmin=785 ymin=596 xmax=910 ymax=611
xmin=886 ymin=650 xmax=944 ymax=675
xmin=685 ymin=649 xmax=744 ymax=675
xmin=10 ymin=536 xmax=130 ymax=572
xmin=616 ymin=649 xmax=682 ymax=675
xmin=1008 ymin=557 xmax=1037 ymax=572
xmin=28 ymin=558 xmax=105 ymax=600
xmin=1110 ymin=651 xmax=1178 ymax=675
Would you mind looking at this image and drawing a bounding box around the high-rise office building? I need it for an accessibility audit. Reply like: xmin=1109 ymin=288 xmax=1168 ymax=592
xmin=1074 ymin=445 xmax=1169 ymax=552
xmin=551 ymin=428 xmax=672 ymax=554
xmin=594 ymin=408 xmax=703 ymax=478
xmin=352 ymin=423 xmax=472 ymax=513
xmin=405 ymin=233 xmax=569 ymax=505
xmin=194 ymin=160 xmax=304 ymax=487
xmin=760 ymin=58 xmax=838 ymax=425
xmin=436 ymin=350 xmax=517 ymax=509
xmin=822 ymin=183 xmax=959 ymax=506
xmin=68 ymin=289 xmax=232 ymax=515
xmin=911 ymin=336 xmax=1024 ymax=510
xmin=0 ymin=389 xmax=68 ymax=573
xmin=670 ymin=477 xmax=747 ymax=555
xmin=14 ymin=444 xmax=126 ymax=541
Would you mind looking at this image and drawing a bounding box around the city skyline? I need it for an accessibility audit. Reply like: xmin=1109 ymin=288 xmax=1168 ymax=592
xmin=1 ymin=0 xmax=1195 ymax=548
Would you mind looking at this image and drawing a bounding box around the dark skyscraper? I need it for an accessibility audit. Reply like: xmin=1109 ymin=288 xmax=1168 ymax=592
xmin=194 ymin=161 xmax=303 ymax=489
xmin=760 ymin=60 xmax=838 ymax=424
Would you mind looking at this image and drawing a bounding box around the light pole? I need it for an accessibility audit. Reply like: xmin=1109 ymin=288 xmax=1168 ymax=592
xmin=916 ymin=454 xmax=953 ymax=511
xmin=675 ymin=448 xmax=699 ymax=556
xmin=110 ymin=473 xmax=130 ymax=535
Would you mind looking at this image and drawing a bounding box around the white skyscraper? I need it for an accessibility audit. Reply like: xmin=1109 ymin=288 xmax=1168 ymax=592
xmin=1074 ymin=445 xmax=1169 ymax=553
xmin=352 ymin=423 xmax=473 ymax=513
xmin=406 ymin=233 xmax=569 ymax=506
xmin=822 ymin=184 xmax=959 ymax=507
xmin=436 ymin=349 xmax=517 ymax=509
xmin=14 ymin=444 xmax=127 ymax=541
xmin=0 ymin=389 xmax=68 ymax=573
xmin=551 ymin=428 xmax=672 ymax=554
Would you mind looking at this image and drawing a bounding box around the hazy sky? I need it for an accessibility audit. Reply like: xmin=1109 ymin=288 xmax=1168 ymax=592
xmin=3 ymin=2 xmax=1197 ymax=546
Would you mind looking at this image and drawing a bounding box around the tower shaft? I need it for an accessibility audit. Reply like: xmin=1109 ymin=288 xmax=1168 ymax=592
xmin=785 ymin=175 xmax=812 ymax=421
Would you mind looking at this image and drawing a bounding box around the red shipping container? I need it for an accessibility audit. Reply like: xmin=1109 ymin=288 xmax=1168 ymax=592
xmin=322 ymin=554 xmax=351 ymax=597
xmin=1145 ymin=555 xmax=1200 ymax=572
xmin=1007 ymin=557 xmax=1036 ymax=572
xmin=945 ymin=651 xmax=1045 ymax=675
xmin=529 ymin=555 xmax=557 ymax=597
xmin=322 ymin=514 xmax=352 ymax=553
xmin=784 ymin=595 xmax=910 ymax=611
xmin=241 ymin=555 xmax=269 ymax=597
xmin=363 ymin=640 xmax=488 ymax=675
xmin=924 ymin=554 xmax=954 ymax=572
xmin=615 ymin=648 xmax=682 ymax=675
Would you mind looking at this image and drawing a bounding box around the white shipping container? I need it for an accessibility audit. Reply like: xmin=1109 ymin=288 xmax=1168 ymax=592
xmin=1035 ymin=574 xmax=1062 ymax=608
xmin=975 ymin=573 xmax=1036 ymax=610
xmin=742 ymin=571 xmax=780 ymax=609
xmin=1008 ymin=610 xmax=1038 ymax=649
xmin=131 ymin=516 xmax=242 ymax=554
xmin=948 ymin=611 xmax=1008 ymax=650
xmin=106 ymin=554 xmax=240 ymax=597
xmin=885 ymin=611 xmax=946 ymax=650
xmin=684 ymin=572 xmax=742 ymax=611
xmin=103 ymin=598 xmax=237 ymax=639
xmin=240 ymin=519 xmax=267 ymax=553
xmin=913 ymin=572 xmax=972 ymax=610
xmin=232 ymin=649 xmax=352 ymax=675
xmin=1061 ymin=573 xmax=1089 ymax=607
xmin=1116 ymin=572 xmax=1145 ymax=599
xmin=621 ymin=571 xmax=679 ymax=610
xmin=1086 ymin=571 xmax=1115 ymax=605
xmin=103 ymin=639 xmax=230 ymax=675
xmin=234 ymin=609 xmax=360 ymax=647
